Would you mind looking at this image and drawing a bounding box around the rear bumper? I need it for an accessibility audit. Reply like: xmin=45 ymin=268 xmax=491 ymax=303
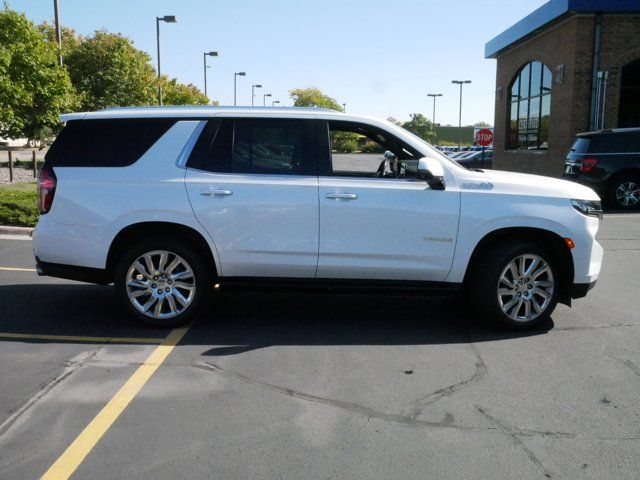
xmin=35 ymin=257 xmax=111 ymax=285
xmin=570 ymin=280 xmax=597 ymax=299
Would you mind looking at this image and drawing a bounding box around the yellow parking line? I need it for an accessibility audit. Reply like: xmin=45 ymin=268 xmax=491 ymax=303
xmin=40 ymin=325 xmax=191 ymax=480
xmin=0 ymin=266 xmax=37 ymax=272
xmin=0 ymin=332 xmax=163 ymax=344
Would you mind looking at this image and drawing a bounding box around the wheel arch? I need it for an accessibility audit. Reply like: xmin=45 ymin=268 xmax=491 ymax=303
xmin=105 ymin=221 xmax=218 ymax=282
xmin=463 ymin=227 xmax=575 ymax=305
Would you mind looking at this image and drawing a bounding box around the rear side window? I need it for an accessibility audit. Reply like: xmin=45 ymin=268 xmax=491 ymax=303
xmin=570 ymin=137 xmax=590 ymax=154
xmin=187 ymin=118 xmax=316 ymax=175
xmin=45 ymin=118 xmax=176 ymax=167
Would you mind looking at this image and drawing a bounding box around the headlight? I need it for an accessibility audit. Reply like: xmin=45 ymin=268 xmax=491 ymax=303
xmin=571 ymin=199 xmax=603 ymax=219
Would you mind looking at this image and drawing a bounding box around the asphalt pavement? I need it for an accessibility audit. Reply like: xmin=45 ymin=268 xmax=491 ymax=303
xmin=0 ymin=214 xmax=639 ymax=479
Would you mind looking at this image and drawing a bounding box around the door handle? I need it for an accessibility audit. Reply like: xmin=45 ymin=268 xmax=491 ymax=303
xmin=325 ymin=192 xmax=358 ymax=200
xmin=200 ymin=188 xmax=233 ymax=196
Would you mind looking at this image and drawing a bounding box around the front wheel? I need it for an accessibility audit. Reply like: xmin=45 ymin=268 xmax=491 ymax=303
xmin=469 ymin=242 xmax=559 ymax=329
xmin=114 ymin=239 xmax=212 ymax=327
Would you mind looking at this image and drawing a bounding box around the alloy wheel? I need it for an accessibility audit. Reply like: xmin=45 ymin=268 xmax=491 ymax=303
xmin=497 ymin=254 xmax=554 ymax=322
xmin=125 ymin=250 xmax=196 ymax=319
xmin=616 ymin=181 xmax=640 ymax=207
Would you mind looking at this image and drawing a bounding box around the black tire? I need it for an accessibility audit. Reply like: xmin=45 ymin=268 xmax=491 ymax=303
xmin=468 ymin=240 xmax=559 ymax=330
xmin=114 ymin=237 xmax=213 ymax=327
xmin=607 ymin=174 xmax=640 ymax=210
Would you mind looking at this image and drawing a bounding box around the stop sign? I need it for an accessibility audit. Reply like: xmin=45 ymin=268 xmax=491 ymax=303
xmin=475 ymin=128 xmax=494 ymax=147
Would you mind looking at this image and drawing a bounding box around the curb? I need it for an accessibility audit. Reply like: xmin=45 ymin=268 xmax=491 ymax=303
xmin=0 ymin=225 xmax=33 ymax=236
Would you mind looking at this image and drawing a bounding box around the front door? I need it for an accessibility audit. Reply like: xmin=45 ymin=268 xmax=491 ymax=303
xmin=317 ymin=120 xmax=460 ymax=281
xmin=185 ymin=118 xmax=319 ymax=278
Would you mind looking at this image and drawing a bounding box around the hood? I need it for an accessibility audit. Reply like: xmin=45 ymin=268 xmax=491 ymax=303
xmin=480 ymin=169 xmax=600 ymax=201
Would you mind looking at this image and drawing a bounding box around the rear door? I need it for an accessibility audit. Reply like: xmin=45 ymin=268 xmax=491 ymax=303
xmin=184 ymin=117 xmax=319 ymax=278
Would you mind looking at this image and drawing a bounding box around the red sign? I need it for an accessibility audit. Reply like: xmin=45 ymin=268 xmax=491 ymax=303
xmin=475 ymin=128 xmax=494 ymax=147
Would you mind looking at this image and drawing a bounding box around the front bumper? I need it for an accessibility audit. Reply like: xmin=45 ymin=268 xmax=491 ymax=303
xmin=570 ymin=280 xmax=597 ymax=299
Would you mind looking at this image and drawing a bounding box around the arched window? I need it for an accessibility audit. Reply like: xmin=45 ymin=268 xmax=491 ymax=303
xmin=508 ymin=61 xmax=552 ymax=150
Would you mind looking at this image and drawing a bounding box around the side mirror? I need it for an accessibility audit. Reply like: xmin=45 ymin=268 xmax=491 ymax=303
xmin=418 ymin=157 xmax=446 ymax=190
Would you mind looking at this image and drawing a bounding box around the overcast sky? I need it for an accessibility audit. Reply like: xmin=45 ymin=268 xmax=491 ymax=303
xmin=11 ymin=0 xmax=547 ymax=125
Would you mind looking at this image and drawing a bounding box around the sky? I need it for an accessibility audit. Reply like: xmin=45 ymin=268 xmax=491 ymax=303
xmin=10 ymin=0 xmax=547 ymax=125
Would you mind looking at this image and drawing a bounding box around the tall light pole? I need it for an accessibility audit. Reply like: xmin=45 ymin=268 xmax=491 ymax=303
xmin=156 ymin=15 xmax=177 ymax=105
xmin=427 ymin=93 xmax=443 ymax=146
xmin=342 ymin=103 xmax=346 ymax=113
xmin=251 ymin=84 xmax=262 ymax=107
xmin=203 ymin=51 xmax=218 ymax=102
xmin=263 ymin=93 xmax=272 ymax=106
xmin=234 ymin=72 xmax=246 ymax=106
xmin=53 ymin=0 xmax=62 ymax=66
xmin=272 ymin=100 xmax=280 ymax=107
xmin=452 ymin=80 xmax=471 ymax=148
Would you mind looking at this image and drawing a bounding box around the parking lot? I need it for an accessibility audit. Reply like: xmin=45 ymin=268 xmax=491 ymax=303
xmin=0 ymin=214 xmax=639 ymax=480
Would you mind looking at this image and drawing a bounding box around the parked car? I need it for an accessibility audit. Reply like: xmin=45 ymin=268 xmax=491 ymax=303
xmin=456 ymin=150 xmax=493 ymax=169
xmin=563 ymin=128 xmax=640 ymax=209
xmin=34 ymin=106 xmax=602 ymax=330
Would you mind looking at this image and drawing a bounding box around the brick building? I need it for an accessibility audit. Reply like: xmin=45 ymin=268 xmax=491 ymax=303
xmin=485 ymin=0 xmax=640 ymax=176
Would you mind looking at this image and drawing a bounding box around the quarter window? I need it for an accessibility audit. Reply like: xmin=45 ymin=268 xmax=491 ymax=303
xmin=45 ymin=118 xmax=176 ymax=167
xmin=507 ymin=61 xmax=552 ymax=150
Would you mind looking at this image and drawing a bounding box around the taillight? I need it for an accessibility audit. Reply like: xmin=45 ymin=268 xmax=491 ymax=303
xmin=580 ymin=157 xmax=599 ymax=173
xmin=38 ymin=168 xmax=57 ymax=214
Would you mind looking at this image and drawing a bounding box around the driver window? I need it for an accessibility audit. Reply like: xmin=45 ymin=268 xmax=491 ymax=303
xmin=328 ymin=121 xmax=419 ymax=179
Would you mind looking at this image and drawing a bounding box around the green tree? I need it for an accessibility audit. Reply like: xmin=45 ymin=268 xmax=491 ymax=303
xmin=289 ymin=87 xmax=342 ymax=111
xmin=402 ymin=113 xmax=436 ymax=143
xmin=38 ymin=21 xmax=82 ymax=58
xmin=0 ymin=7 xmax=75 ymax=140
xmin=474 ymin=121 xmax=492 ymax=127
xmin=160 ymin=76 xmax=209 ymax=105
xmin=65 ymin=30 xmax=157 ymax=110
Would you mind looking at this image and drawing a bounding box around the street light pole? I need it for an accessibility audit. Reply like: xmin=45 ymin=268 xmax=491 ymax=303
xmin=53 ymin=0 xmax=62 ymax=66
xmin=234 ymin=72 xmax=246 ymax=106
xmin=427 ymin=93 xmax=442 ymax=126
xmin=251 ymin=84 xmax=262 ymax=107
xmin=272 ymin=100 xmax=280 ymax=107
xmin=263 ymin=93 xmax=272 ymax=106
xmin=155 ymin=15 xmax=177 ymax=106
xmin=342 ymin=103 xmax=346 ymax=113
xmin=203 ymin=51 xmax=218 ymax=102
xmin=451 ymin=80 xmax=471 ymax=148
xmin=427 ymin=93 xmax=443 ymax=146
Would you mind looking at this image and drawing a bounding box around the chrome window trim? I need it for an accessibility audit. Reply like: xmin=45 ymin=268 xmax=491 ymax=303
xmin=175 ymin=120 xmax=207 ymax=169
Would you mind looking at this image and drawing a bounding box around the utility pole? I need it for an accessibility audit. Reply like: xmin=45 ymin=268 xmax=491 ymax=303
xmin=53 ymin=0 xmax=62 ymax=66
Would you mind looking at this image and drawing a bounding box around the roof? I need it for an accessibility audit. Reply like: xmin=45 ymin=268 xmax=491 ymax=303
xmin=60 ymin=106 xmax=341 ymax=122
xmin=485 ymin=0 xmax=640 ymax=59
xmin=577 ymin=127 xmax=640 ymax=136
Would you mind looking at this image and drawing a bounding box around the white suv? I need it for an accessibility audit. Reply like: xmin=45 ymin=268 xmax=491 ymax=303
xmin=33 ymin=107 xmax=603 ymax=329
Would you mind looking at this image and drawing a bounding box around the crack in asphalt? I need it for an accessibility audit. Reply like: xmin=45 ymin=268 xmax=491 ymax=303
xmin=475 ymin=406 xmax=554 ymax=479
xmin=608 ymin=355 xmax=640 ymax=377
xmin=192 ymin=361 xmax=459 ymax=430
xmin=405 ymin=343 xmax=487 ymax=420
xmin=554 ymin=323 xmax=640 ymax=331
xmin=0 ymin=349 xmax=99 ymax=440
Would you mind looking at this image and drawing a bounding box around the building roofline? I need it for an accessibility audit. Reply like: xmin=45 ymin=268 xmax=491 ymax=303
xmin=485 ymin=0 xmax=640 ymax=59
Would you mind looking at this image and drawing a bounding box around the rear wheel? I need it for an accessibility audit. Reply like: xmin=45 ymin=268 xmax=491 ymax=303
xmin=114 ymin=239 xmax=212 ymax=327
xmin=608 ymin=174 xmax=640 ymax=210
xmin=469 ymin=241 xmax=559 ymax=329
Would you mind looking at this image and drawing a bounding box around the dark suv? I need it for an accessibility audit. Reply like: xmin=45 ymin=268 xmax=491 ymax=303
xmin=563 ymin=128 xmax=640 ymax=209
